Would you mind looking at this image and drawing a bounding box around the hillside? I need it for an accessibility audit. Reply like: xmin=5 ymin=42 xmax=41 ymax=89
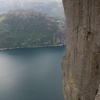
xmin=0 ymin=9 xmax=66 ymax=49
xmin=0 ymin=0 xmax=65 ymax=19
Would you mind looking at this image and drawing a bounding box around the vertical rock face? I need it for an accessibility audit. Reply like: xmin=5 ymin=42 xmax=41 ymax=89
xmin=62 ymin=0 xmax=100 ymax=100
xmin=95 ymin=85 xmax=100 ymax=100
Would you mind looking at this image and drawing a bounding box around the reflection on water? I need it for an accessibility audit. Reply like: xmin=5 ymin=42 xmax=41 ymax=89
xmin=0 ymin=46 xmax=66 ymax=100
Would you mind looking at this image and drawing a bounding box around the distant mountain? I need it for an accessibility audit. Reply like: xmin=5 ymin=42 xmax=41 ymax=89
xmin=0 ymin=9 xmax=66 ymax=49
xmin=0 ymin=0 xmax=65 ymax=19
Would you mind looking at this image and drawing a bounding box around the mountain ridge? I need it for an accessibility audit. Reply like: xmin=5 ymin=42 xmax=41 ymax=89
xmin=0 ymin=9 xmax=66 ymax=50
xmin=0 ymin=0 xmax=65 ymax=19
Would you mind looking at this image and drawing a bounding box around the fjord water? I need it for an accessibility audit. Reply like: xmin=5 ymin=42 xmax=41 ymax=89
xmin=0 ymin=46 xmax=65 ymax=100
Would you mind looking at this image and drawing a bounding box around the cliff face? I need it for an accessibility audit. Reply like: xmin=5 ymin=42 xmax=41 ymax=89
xmin=62 ymin=0 xmax=100 ymax=100
xmin=95 ymin=85 xmax=100 ymax=100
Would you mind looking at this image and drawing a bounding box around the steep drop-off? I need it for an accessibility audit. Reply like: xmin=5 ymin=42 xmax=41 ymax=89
xmin=0 ymin=9 xmax=66 ymax=49
xmin=62 ymin=0 xmax=100 ymax=100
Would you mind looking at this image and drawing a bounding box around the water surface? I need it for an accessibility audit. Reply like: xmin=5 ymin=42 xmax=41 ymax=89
xmin=0 ymin=46 xmax=66 ymax=100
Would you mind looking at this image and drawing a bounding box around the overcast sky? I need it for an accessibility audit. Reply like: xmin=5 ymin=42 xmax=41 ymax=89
xmin=0 ymin=0 xmax=62 ymax=2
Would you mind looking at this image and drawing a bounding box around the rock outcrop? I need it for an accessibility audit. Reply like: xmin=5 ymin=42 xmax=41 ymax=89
xmin=62 ymin=0 xmax=100 ymax=100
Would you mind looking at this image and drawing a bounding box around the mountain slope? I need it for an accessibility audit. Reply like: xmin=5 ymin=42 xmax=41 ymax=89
xmin=0 ymin=9 xmax=66 ymax=49
xmin=0 ymin=0 xmax=65 ymax=19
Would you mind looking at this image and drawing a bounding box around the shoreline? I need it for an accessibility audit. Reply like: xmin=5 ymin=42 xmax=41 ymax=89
xmin=0 ymin=44 xmax=66 ymax=51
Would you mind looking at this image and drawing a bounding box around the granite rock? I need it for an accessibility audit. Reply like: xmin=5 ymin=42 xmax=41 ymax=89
xmin=62 ymin=0 xmax=100 ymax=100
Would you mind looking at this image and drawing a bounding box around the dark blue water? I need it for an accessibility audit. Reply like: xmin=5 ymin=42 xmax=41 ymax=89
xmin=0 ymin=46 xmax=66 ymax=100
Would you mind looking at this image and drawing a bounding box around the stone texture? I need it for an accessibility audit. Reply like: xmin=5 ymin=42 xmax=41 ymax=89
xmin=62 ymin=0 xmax=100 ymax=100
xmin=95 ymin=85 xmax=100 ymax=100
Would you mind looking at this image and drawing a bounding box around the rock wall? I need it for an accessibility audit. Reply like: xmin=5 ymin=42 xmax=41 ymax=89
xmin=95 ymin=84 xmax=100 ymax=100
xmin=62 ymin=0 xmax=100 ymax=100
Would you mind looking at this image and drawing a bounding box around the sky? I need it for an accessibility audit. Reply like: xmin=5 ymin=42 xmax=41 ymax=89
xmin=0 ymin=0 xmax=63 ymax=5
xmin=0 ymin=0 xmax=62 ymax=2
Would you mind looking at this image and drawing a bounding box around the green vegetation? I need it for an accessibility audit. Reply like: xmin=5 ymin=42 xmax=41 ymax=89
xmin=0 ymin=9 xmax=65 ymax=49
